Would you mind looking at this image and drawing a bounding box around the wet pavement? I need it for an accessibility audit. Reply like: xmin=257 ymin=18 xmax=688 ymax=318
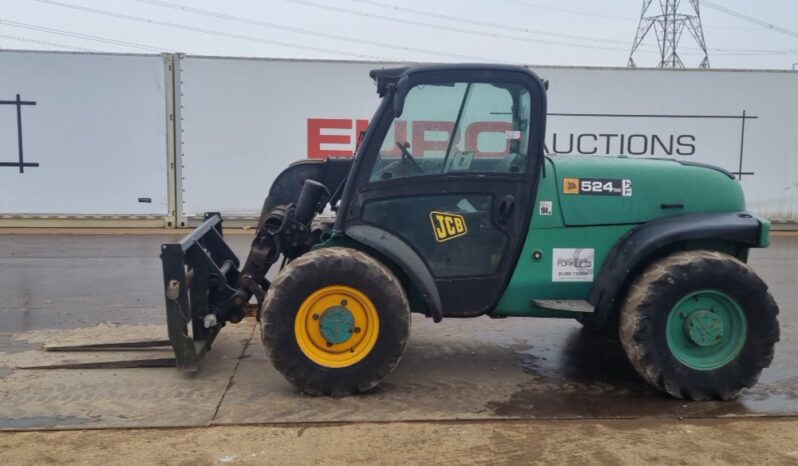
xmin=0 ymin=233 xmax=796 ymax=430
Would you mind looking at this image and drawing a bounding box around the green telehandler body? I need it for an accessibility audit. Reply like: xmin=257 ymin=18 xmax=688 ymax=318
xmin=160 ymin=64 xmax=778 ymax=400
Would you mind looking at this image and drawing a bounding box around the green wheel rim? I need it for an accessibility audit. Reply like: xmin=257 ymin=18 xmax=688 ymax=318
xmin=319 ymin=306 xmax=356 ymax=345
xmin=666 ymin=290 xmax=747 ymax=371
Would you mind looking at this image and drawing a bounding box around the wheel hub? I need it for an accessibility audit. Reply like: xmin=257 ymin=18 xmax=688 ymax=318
xmin=319 ymin=306 xmax=356 ymax=345
xmin=294 ymin=285 xmax=380 ymax=368
xmin=683 ymin=309 xmax=724 ymax=347
xmin=666 ymin=290 xmax=747 ymax=371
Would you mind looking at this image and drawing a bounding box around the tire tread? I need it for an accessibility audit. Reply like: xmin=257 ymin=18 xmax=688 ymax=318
xmin=618 ymin=250 xmax=779 ymax=400
xmin=261 ymin=247 xmax=411 ymax=396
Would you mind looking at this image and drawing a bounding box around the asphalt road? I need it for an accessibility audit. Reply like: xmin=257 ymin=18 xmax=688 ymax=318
xmin=0 ymin=232 xmax=796 ymax=430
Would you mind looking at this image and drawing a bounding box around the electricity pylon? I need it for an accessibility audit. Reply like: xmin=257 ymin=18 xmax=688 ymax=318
xmin=629 ymin=0 xmax=710 ymax=68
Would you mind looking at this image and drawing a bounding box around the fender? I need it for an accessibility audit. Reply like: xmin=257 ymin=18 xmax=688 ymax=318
xmin=588 ymin=211 xmax=765 ymax=324
xmin=345 ymin=224 xmax=443 ymax=322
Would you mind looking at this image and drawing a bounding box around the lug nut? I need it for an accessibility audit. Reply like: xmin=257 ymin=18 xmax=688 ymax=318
xmin=354 ymin=327 xmax=361 ymax=334
xmin=326 ymin=341 xmax=333 ymax=347
xmin=341 ymin=299 xmax=348 ymax=306
xmin=312 ymin=314 xmax=319 ymax=320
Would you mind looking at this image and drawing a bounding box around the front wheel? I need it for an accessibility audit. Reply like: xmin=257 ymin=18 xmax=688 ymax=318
xmin=261 ymin=247 xmax=411 ymax=396
xmin=619 ymin=250 xmax=779 ymax=400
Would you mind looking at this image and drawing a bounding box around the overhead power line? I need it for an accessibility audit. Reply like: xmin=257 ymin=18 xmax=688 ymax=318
xmin=285 ymin=0 xmax=659 ymax=54
xmin=712 ymin=50 xmax=798 ymax=56
xmin=0 ymin=32 xmax=99 ymax=52
xmin=497 ymin=0 xmax=775 ymax=32
xmin=498 ymin=0 xmax=797 ymax=53
xmin=32 ymin=0 xmax=393 ymax=61
xmin=130 ymin=0 xmax=503 ymax=62
xmin=0 ymin=19 xmax=167 ymax=52
xmin=327 ymin=0 xmax=647 ymax=48
xmin=702 ymin=1 xmax=798 ymax=40
xmin=502 ymin=0 xmax=796 ymax=45
xmin=296 ymin=0 xmax=794 ymax=56
xmin=16 ymin=0 xmax=797 ymax=60
xmin=35 ymin=0 xmax=504 ymax=62
xmin=497 ymin=0 xmax=634 ymax=22
xmin=336 ymin=0 xmax=791 ymax=55
xmin=349 ymin=0 xmax=622 ymax=36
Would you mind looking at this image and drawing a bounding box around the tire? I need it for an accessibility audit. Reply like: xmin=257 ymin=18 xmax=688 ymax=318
xmin=576 ymin=312 xmax=615 ymax=334
xmin=619 ymin=250 xmax=779 ymax=401
xmin=261 ymin=247 xmax=411 ymax=396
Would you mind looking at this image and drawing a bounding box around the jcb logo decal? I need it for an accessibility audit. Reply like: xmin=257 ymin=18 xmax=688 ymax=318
xmin=563 ymin=178 xmax=580 ymax=194
xmin=430 ymin=211 xmax=467 ymax=242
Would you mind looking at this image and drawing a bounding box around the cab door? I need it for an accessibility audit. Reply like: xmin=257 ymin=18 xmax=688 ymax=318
xmin=344 ymin=67 xmax=547 ymax=316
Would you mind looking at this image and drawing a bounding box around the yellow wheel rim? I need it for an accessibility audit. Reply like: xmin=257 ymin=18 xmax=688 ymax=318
xmin=295 ymin=285 xmax=380 ymax=368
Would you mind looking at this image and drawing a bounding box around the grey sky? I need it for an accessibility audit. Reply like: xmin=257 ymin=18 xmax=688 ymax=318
xmin=2 ymin=0 xmax=797 ymax=69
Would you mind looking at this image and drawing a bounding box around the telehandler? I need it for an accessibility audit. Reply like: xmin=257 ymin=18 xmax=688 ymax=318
xmin=160 ymin=64 xmax=779 ymax=400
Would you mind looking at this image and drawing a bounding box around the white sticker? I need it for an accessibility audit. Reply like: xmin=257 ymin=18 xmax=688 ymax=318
xmin=505 ymin=130 xmax=521 ymax=140
xmin=552 ymin=248 xmax=595 ymax=282
xmin=622 ymin=179 xmax=633 ymax=197
xmin=539 ymin=200 xmax=553 ymax=216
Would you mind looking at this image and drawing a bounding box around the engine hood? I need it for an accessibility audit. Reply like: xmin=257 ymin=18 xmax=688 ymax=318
xmin=549 ymin=155 xmax=745 ymax=226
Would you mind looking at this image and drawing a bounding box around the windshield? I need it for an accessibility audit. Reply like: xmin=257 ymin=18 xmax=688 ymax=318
xmin=370 ymin=82 xmax=531 ymax=182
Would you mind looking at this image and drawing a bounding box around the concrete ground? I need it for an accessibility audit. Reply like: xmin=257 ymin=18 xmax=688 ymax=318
xmin=3 ymin=418 xmax=798 ymax=465
xmin=0 ymin=232 xmax=796 ymax=463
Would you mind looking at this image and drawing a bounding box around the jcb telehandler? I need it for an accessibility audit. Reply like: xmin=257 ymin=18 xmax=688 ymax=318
xmin=161 ymin=64 xmax=779 ymax=400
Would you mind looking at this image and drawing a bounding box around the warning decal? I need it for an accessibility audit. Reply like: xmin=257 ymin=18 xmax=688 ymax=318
xmin=539 ymin=200 xmax=553 ymax=216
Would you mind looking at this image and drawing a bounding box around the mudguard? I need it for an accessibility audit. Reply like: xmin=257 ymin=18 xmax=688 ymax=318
xmin=345 ymin=225 xmax=443 ymax=322
xmin=589 ymin=211 xmax=765 ymax=325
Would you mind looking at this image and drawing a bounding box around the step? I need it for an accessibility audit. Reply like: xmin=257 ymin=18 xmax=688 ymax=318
xmin=533 ymin=299 xmax=595 ymax=313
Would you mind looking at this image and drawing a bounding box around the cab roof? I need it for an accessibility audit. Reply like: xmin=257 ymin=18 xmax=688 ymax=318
xmin=369 ymin=64 xmax=548 ymax=97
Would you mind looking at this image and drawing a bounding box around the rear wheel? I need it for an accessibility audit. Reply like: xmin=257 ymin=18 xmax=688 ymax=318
xmin=261 ymin=247 xmax=410 ymax=396
xmin=576 ymin=311 xmax=615 ymax=334
xmin=619 ymin=250 xmax=779 ymax=400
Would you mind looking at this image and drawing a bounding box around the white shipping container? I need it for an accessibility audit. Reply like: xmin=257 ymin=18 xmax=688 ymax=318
xmin=177 ymin=57 xmax=390 ymax=221
xmin=176 ymin=57 xmax=798 ymax=222
xmin=0 ymin=51 xmax=169 ymax=216
xmin=2 ymin=52 xmax=795 ymax=223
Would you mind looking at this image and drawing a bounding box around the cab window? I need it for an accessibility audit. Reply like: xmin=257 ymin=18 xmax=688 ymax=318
xmin=370 ymin=82 xmax=531 ymax=182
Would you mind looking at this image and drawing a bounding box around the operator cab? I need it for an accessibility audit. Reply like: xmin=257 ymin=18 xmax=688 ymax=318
xmin=338 ymin=64 xmax=548 ymax=317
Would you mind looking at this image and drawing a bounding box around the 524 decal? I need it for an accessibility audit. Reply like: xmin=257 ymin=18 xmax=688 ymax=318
xmin=563 ymin=178 xmax=632 ymax=197
xmin=430 ymin=211 xmax=468 ymax=242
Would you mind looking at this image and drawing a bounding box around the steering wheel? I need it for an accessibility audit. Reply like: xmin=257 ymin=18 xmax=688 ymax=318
xmin=396 ymin=142 xmax=424 ymax=173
